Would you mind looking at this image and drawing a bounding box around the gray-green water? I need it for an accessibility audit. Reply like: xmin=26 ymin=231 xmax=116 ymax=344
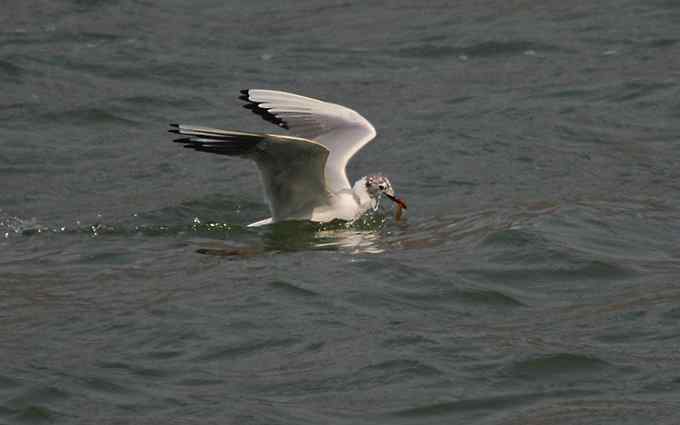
xmin=2 ymin=1 xmax=680 ymax=424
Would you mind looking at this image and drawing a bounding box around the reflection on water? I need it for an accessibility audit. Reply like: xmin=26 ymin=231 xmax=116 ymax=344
xmin=191 ymin=228 xmax=385 ymax=257
xmin=313 ymin=229 xmax=384 ymax=254
xmin=192 ymin=213 xmax=390 ymax=256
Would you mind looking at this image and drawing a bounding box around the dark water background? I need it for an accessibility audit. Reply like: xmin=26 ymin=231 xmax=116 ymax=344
xmin=2 ymin=1 xmax=680 ymax=424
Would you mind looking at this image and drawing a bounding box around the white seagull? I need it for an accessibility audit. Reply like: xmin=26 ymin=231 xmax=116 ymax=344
xmin=169 ymin=89 xmax=407 ymax=227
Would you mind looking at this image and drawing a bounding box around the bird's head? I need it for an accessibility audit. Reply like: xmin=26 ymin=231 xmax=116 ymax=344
xmin=365 ymin=175 xmax=407 ymax=210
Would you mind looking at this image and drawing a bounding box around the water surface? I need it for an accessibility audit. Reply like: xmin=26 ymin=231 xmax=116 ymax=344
xmin=2 ymin=1 xmax=680 ymax=424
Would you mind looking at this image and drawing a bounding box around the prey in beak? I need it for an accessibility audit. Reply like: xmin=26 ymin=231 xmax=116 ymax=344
xmin=384 ymin=193 xmax=407 ymax=210
xmin=363 ymin=174 xmax=408 ymax=221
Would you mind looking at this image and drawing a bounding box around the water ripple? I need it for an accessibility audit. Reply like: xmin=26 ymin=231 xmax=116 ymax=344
xmin=395 ymin=40 xmax=564 ymax=59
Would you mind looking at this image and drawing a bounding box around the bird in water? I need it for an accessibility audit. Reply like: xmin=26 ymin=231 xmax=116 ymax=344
xmin=169 ymin=89 xmax=407 ymax=227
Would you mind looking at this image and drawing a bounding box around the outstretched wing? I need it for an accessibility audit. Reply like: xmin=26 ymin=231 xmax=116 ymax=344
xmin=239 ymin=89 xmax=377 ymax=192
xmin=170 ymin=124 xmax=331 ymax=221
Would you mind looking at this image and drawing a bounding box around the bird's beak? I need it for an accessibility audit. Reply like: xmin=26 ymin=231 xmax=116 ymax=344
xmin=385 ymin=193 xmax=407 ymax=210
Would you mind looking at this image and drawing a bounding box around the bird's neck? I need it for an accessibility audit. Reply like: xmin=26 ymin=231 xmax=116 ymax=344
xmin=352 ymin=177 xmax=377 ymax=212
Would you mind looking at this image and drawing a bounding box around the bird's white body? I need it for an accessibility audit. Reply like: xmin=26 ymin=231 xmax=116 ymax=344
xmin=170 ymin=90 xmax=405 ymax=226
xmin=307 ymin=178 xmax=377 ymax=223
xmin=247 ymin=178 xmax=376 ymax=227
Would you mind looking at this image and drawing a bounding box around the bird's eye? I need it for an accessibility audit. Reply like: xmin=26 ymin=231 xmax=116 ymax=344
xmin=378 ymin=184 xmax=385 ymax=190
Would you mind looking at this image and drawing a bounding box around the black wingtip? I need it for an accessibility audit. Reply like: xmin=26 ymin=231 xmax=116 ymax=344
xmin=169 ymin=123 xmax=179 ymax=128
xmin=168 ymin=129 xmax=180 ymax=134
xmin=237 ymin=88 xmax=289 ymax=130
xmin=173 ymin=137 xmax=193 ymax=144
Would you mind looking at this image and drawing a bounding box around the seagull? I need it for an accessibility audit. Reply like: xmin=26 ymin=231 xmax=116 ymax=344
xmin=169 ymin=89 xmax=407 ymax=227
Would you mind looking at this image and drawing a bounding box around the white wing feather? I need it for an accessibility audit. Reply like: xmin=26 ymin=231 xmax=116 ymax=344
xmin=242 ymin=90 xmax=377 ymax=192
xmin=171 ymin=125 xmax=331 ymax=222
